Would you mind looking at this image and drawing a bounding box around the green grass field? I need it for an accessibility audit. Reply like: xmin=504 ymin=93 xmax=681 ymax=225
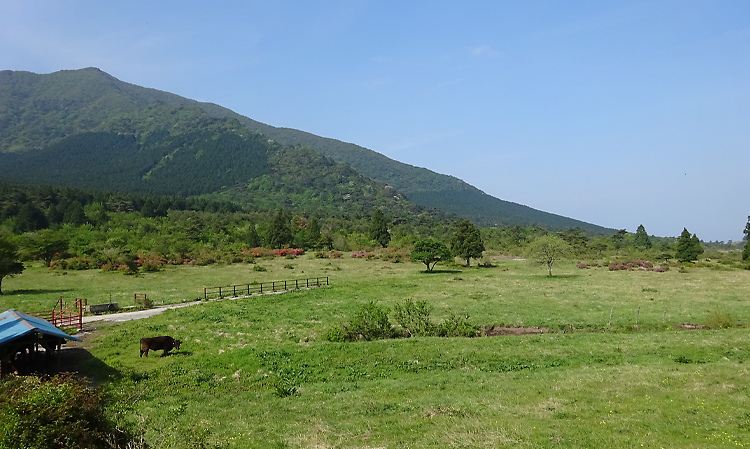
xmin=4 ymin=256 xmax=750 ymax=448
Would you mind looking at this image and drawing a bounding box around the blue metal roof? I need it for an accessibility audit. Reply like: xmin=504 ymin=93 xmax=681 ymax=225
xmin=0 ymin=309 xmax=82 ymax=346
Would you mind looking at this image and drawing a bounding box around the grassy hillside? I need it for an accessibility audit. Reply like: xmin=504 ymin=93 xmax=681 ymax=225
xmin=0 ymin=68 xmax=614 ymax=234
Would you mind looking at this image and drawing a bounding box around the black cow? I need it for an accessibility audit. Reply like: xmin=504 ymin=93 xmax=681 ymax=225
xmin=140 ymin=336 xmax=182 ymax=357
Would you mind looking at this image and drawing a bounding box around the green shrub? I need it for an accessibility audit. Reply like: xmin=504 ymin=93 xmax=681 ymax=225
xmin=284 ymin=264 xmax=294 ymax=269
xmin=325 ymin=327 xmax=347 ymax=342
xmin=253 ymin=265 xmax=267 ymax=272
xmin=393 ymin=299 xmax=435 ymax=337
xmin=273 ymin=376 xmax=299 ymax=398
xmin=344 ymin=301 xmax=393 ymax=341
xmin=706 ymin=307 xmax=736 ymax=329
xmin=436 ymin=313 xmax=479 ymax=337
xmin=0 ymin=374 xmax=137 ymax=449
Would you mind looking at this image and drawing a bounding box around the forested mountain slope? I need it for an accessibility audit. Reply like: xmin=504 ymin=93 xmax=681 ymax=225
xmin=0 ymin=68 xmax=613 ymax=233
xmin=200 ymin=105 xmax=613 ymax=234
xmin=0 ymin=126 xmax=422 ymax=219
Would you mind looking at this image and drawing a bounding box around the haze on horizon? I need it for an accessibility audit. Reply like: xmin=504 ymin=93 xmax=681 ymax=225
xmin=1 ymin=1 xmax=748 ymax=242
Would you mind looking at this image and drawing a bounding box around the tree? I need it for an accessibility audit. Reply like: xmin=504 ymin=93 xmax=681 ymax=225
xmin=449 ymin=219 xmax=485 ymax=267
xmin=265 ymin=209 xmax=292 ymax=249
xmin=368 ymin=209 xmax=390 ymax=247
xmin=525 ymin=234 xmax=573 ymax=276
xmin=0 ymin=234 xmax=24 ymax=295
xmin=306 ymin=216 xmax=322 ymax=249
xmin=611 ymin=229 xmax=628 ymax=250
xmin=675 ymin=228 xmax=703 ymax=262
xmin=634 ymin=224 xmax=652 ymax=249
xmin=62 ymin=200 xmax=87 ymax=226
xmin=557 ymin=227 xmax=589 ymax=253
xmin=21 ymin=229 xmax=69 ymax=267
xmin=13 ymin=203 xmax=48 ymax=234
xmin=411 ymin=238 xmax=452 ymax=272
xmin=743 ymin=216 xmax=750 ymax=262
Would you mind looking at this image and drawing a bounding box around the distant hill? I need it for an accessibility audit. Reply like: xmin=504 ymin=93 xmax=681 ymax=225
xmin=0 ymin=68 xmax=614 ymax=234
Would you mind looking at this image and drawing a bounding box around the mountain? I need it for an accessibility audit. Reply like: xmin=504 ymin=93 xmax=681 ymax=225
xmin=0 ymin=68 xmax=613 ymax=234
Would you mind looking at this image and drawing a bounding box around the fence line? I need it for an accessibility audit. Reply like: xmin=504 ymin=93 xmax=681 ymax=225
xmin=203 ymin=277 xmax=329 ymax=300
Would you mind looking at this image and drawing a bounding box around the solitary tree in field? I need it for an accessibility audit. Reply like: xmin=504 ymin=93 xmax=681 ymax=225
xmin=634 ymin=224 xmax=652 ymax=249
xmin=0 ymin=235 xmax=24 ymax=295
xmin=411 ymin=238 xmax=451 ymax=272
xmin=450 ymin=220 xmax=485 ymax=267
xmin=525 ymin=234 xmax=573 ymax=276
xmin=675 ymin=228 xmax=704 ymax=262
xmin=368 ymin=209 xmax=390 ymax=247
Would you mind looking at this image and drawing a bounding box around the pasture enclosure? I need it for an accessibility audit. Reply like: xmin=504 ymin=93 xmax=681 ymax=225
xmin=2 ymin=255 xmax=750 ymax=447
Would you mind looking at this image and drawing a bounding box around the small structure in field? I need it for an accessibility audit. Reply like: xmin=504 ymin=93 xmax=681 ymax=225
xmin=0 ymin=309 xmax=81 ymax=377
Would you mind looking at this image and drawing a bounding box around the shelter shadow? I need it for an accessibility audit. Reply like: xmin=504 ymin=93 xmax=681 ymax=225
xmin=50 ymin=347 xmax=121 ymax=384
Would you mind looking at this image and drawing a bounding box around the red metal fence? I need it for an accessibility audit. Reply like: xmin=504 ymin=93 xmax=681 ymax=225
xmin=29 ymin=296 xmax=84 ymax=330
xmin=203 ymin=277 xmax=329 ymax=300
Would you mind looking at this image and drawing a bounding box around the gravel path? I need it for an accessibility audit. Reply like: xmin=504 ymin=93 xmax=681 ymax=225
xmin=81 ymin=287 xmax=314 ymax=324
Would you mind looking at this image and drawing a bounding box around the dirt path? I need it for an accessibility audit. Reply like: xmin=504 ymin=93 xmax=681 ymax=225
xmin=81 ymin=287 xmax=313 ymax=324
xmin=81 ymin=300 xmax=202 ymax=323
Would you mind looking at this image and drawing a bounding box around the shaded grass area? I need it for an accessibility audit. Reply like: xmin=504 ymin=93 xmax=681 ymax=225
xmin=4 ymin=257 xmax=750 ymax=447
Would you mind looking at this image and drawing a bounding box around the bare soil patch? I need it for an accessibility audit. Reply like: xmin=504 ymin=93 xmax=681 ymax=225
xmin=482 ymin=325 xmax=549 ymax=336
xmin=677 ymin=323 xmax=706 ymax=330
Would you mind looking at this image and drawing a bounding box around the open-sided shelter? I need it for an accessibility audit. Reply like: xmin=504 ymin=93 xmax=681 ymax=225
xmin=0 ymin=309 xmax=81 ymax=376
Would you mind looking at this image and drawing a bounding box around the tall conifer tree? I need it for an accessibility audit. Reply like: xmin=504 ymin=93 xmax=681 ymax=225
xmin=743 ymin=216 xmax=750 ymax=262
xmin=368 ymin=209 xmax=390 ymax=247
xmin=450 ymin=219 xmax=485 ymax=267
xmin=675 ymin=228 xmax=703 ymax=262
xmin=634 ymin=224 xmax=652 ymax=249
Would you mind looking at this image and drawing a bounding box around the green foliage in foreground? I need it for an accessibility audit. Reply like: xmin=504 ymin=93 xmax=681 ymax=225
xmin=0 ymin=374 xmax=136 ymax=449
xmin=4 ymin=258 xmax=750 ymax=448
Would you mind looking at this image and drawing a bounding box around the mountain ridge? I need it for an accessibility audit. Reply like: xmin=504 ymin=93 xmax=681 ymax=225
xmin=0 ymin=68 xmax=614 ymax=234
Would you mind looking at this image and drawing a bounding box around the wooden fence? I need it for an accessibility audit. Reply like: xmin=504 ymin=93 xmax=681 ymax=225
xmin=203 ymin=277 xmax=329 ymax=300
xmin=29 ymin=296 xmax=84 ymax=330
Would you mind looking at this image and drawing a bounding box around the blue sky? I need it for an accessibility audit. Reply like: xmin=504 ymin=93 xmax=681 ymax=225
xmin=2 ymin=1 xmax=749 ymax=241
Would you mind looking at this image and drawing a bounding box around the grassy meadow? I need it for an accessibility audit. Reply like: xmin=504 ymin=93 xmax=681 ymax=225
xmin=3 ymin=256 xmax=750 ymax=448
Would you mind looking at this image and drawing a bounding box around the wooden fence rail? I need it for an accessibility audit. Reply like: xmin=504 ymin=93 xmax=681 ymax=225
xmin=203 ymin=277 xmax=329 ymax=300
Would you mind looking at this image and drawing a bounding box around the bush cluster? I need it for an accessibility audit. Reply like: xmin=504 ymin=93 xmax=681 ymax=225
xmin=326 ymin=299 xmax=479 ymax=342
xmin=609 ymin=259 xmax=665 ymax=272
xmin=314 ymin=250 xmax=343 ymax=259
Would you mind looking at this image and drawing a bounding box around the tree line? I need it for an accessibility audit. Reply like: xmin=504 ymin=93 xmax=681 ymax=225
xmin=1 ymin=181 xmax=747 ymax=293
